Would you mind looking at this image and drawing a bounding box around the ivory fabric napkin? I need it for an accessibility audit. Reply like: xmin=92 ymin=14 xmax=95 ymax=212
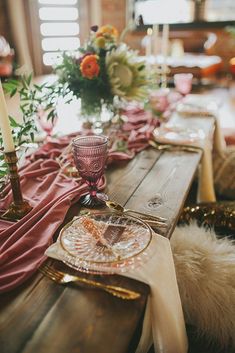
xmin=175 ymin=94 xmax=226 ymax=202
xmin=187 ymin=113 xmax=225 ymax=203
xmin=183 ymin=111 xmax=225 ymax=203
xmin=45 ymin=233 xmax=188 ymax=353
xmin=196 ymin=141 xmax=216 ymax=202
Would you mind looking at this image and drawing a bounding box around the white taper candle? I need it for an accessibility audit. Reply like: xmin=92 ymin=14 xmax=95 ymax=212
xmin=146 ymin=27 xmax=153 ymax=58
xmin=162 ymin=24 xmax=169 ymax=57
xmin=161 ymin=24 xmax=169 ymax=72
xmin=0 ymin=80 xmax=15 ymax=152
xmin=153 ymin=24 xmax=159 ymax=57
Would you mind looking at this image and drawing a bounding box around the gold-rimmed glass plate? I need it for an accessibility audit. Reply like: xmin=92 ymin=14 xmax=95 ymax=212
xmin=153 ymin=122 xmax=206 ymax=145
xmin=59 ymin=212 xmax=152 ymax=274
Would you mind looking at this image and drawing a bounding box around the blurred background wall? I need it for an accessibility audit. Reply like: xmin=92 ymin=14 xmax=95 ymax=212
xmin=0 ymin=0 xmax=235 ymax=75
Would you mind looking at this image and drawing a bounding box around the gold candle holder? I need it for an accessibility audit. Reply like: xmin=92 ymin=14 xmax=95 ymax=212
xmin=1 ymin=150 xmax=32 ymax=221
xmin=160 ymin=65 xmax=171 ymax=89
xmin=153 ymin=64 xmax=162 ymax=87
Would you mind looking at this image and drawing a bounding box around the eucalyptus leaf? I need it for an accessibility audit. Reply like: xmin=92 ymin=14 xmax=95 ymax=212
xmin=9 ymin=116 xmax=21 ymax=128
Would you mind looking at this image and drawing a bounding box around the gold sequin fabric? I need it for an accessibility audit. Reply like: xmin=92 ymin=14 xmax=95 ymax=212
xmin=179 ymin=202 xmax=235 ymax=236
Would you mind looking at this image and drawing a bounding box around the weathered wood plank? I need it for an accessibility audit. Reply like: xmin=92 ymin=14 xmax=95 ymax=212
xmin=106 ymin=148 xmax=161 ymax=205
xmin=0 ymin=274 xmax=65 ymax=353
xmin=125 ymin=150 xmax=202 ymax=237
xmin=20 ymin=285 xmax=147 ymax=353
xmin=0 ymin=264 xmax=149 ymax=353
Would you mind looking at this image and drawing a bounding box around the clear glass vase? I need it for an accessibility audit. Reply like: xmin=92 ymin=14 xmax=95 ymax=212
xmin=80 ymin=99 xmax=114 ymax=134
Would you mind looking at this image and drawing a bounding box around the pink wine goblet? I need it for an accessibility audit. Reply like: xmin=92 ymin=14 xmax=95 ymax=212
xmin=72 ymin=135 xmax=108 ymax=208
xmin=174 ymin=73 xmax=193 ymax=96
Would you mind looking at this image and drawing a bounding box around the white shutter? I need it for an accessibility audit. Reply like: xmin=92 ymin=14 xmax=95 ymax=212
xmin=37 ymin=0 xmax=80 ymax=67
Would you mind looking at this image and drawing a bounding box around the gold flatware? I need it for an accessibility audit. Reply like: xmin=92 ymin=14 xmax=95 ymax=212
xmin=149 ymin=140 xmax=202 ymax=153
xmin=149 ymin=140 xmax=174 ymax=150
xmin=139 ymin=218 xmax=167 ymax=228
xmin=105 ymin=200 xmax=167 ymax=223
xmin=39 ymin=264 xmax=141 ymax=300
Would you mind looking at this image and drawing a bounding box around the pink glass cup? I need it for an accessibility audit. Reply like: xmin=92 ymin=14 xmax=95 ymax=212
xmin=72 ymin=135 xmax=108 ymax=208
xmin=174 ymin=73 xmax=193 ymax=95
xmin=37 ymin=109 xmax=58 ymax=140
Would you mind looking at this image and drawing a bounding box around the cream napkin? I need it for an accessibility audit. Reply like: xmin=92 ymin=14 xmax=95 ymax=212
xmin=186 ymin=122 xmax=225 ymax=203
xmin=45 ymin=234 xmax=188 ymax=353
xmin=184 ymin=114 xmax=225 ymax=203
xmin=196 ymin=140 xmax=216 ymax=203
xmin=175 ymin=94 xmax=226 ymax=203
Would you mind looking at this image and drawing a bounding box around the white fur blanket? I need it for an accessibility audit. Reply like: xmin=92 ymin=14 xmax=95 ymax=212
xmin=171 ymin=223 xmax=235 ymax=348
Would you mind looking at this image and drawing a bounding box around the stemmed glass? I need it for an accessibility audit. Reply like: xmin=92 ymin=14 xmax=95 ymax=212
xmin=72 ymin=135 xmax=108 ymax=208
xmin=37 ymin=109 xmax=58 ymax=141
xmin=174 ymin=73 xmax=193 ymax=96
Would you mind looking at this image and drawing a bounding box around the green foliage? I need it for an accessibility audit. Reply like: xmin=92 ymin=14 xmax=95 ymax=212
xmin=3 ymin=74 xmax=69 ymax=147
xmin=0 ymin=74 xmax=70 ymax=179
xmin=115 ymin=139 xmax=128 ymax=152
xmin=226 ymin=26 xmax=235 ymax=38
xmin=0 ymin=153 xmax=8 ymax=178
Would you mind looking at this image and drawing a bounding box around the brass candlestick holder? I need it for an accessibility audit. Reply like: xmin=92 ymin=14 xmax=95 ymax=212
xmin=1 ymin=150 xmax=32 ymax=221
xmin=160 ymin=65 xmax=170 ymax=89
xmin=153 ymin=64 xmax=162 ymax=87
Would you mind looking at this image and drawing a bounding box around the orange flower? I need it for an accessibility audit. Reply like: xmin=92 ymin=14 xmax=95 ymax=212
xmin=97 ymin=25 xmax=118 ymax=40
xmin=80 ymin=54 xmax=100 ymax=79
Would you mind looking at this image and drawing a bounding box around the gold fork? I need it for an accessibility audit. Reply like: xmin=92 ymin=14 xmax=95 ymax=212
xmin=39 ymin=264 xmax=141 ymax=300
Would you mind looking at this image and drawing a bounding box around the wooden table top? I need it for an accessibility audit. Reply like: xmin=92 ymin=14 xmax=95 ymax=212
xmin=0 ymin=113 xmax=214 ymax=353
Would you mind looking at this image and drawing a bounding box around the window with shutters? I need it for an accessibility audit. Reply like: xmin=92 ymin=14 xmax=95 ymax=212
xmin=39 ymin=0 xmax=80 ymax=67
xmin=27 ymin=0 xmax=81 ymax=74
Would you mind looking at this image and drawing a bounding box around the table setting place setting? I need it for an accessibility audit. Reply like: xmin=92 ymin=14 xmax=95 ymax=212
xmin=0 ymin=134 xmax=188 ymax=353
xmin=2 ymin=57 xmax=231 ymax=351
xmin=0 ymin=86 xmax=191 ymax=353
xmin=0 ymin=94 xmax=197 ymax=353
xmin=0 ymin=68 xmax=228 ymax=353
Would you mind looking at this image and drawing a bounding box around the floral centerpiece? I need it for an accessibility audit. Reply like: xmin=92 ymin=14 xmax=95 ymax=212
xmin=0 ymin=24 xmax=149 ymax=177
xmin=54 ymin=24 xmax=149 ymax=118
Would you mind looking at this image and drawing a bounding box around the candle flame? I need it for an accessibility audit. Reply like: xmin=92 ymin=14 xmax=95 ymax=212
xmin=230 ymin=57 xmax=235 ymax=65
xmin=147 ymin=28 xmax=153 ymax=36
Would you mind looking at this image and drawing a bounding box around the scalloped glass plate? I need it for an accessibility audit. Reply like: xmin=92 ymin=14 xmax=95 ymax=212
xmin=59 ymin=212 xmax=152 ymax=274
xmin=153 ymin=122 xmax=205 ymax=145
xmin=176 ymin=94 xmax=220 ymax=117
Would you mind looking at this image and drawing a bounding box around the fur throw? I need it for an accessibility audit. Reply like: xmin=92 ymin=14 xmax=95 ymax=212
xmin=171 ymin=223 xmax=235 ymax=348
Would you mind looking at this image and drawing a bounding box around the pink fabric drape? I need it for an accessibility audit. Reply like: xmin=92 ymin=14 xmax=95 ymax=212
xmin=0 ymin=149 xmax=90 ymax=292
